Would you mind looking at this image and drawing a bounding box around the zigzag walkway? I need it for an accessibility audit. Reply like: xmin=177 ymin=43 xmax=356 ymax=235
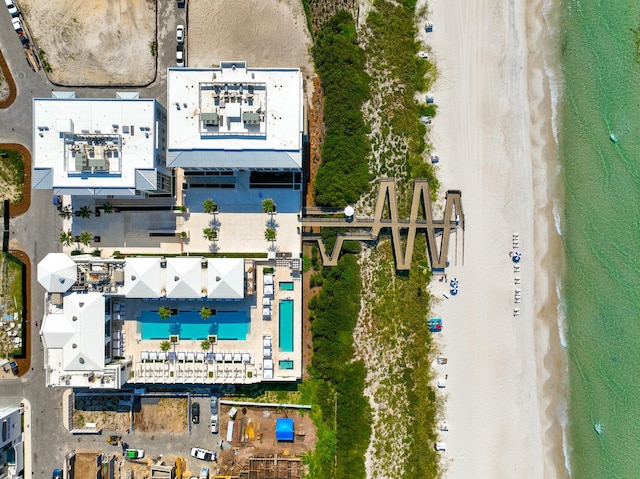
xmin=301 ymin=178 xmax=464 ymax=271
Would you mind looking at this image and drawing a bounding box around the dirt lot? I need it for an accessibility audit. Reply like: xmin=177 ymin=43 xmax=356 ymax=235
xmin=187 ymin=0 xmax=313 ymax=73
xmin=216 ymin=404 xmax=317 ymax=476
xmin=18 ymin=0 xmax=156 ymax=86
xmin=73 ymin=395 xmax=131 ymax=430
xmin=134 ymin=397 xmax=188 ymax=433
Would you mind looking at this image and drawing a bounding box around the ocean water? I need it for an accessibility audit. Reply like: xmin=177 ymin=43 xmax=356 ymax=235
xmin=557 ymin=0 xmax=640 ymax=476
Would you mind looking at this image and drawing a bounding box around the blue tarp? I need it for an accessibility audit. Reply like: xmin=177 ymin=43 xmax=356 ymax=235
xmin=275 ymin=418 xmax=294 ymax=441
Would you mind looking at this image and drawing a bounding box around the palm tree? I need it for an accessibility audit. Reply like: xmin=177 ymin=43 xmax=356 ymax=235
xmin=200 ymin=307 xmax=212 ymax=320
xmin=102 ymin=202 xmax=114 ymax=214
xmin=78 ymin=231 xmax=92 ymax=246
xmin=201 ymin=339 xmax=211 ymax=352
xmin=158 ymin=306 xmax=172 ymax=320
xmin=59 ymin=206 xmax=72 ymax=219
xmin=160 ymin=340 xmax=171 ymax=352
xmin=59 ymin=230 xmax=73 ymax=247
xmin=202 ymin=199 xmax=217 ymax=214
xmin=262 ymin=198 xmax=276 ymax=214
xmin=78 ymin=206 xmax=92 ymax=219
xmin=264 ymin=227 xmax=277 ymax=241
xmin=203 ymin=227 xmax=218 ymax=241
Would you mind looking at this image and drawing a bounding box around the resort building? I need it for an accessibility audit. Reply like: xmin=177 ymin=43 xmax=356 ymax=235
xmin=34 ymin=62 xmax=304 ymax=390
xmin=32 ymin=93 xmax=171 ymax=197
xmin=38 ymin=253 xmax=302 ymax=389
xmin=0 ymin=404 xmax=24 ymax=479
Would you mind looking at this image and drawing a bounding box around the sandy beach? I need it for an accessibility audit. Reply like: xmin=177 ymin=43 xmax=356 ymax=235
xmin=422 ymin=0 xmax=568 ymax=476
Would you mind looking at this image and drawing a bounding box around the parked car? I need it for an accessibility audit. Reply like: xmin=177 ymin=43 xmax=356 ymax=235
xmin=52 ymin=469 xmax=62 ymax=479
xmin=11 ymin=17 xmax=22 ymax=32
xmin=191 ymin=401 xmax=200 ymax=424
xmin=417 ymin=50 xmax=429 ymax=59
xmin=210 ymin=395 xmax=218 ymax=414
xmin=125 ymin=449 xmax=144 ymax=459
xmin=200 ymin=467 xmax=210 ymax=479
xmin=176 ymin=46 xmax=185 ymax=67
xmin=107 ymin=435 xmax=121 ymax=445
xmin=5 ymin=0 xmax=18 ymax=17
xmin=190 ymin=447 xmax=216 ymax=462
xmin=9 ymin=361 xmax=18 ymax=376
xmin=176 ymin=24 xmax=185 ymax=44
xmin=210 ymin=414 xmax=218 ymax=434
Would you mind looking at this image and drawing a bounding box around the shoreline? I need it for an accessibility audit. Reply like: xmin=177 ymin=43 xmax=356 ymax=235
xmin=527 ymin=0 xmax=571 ymax=476
xmin=423 ymin=0 xmax=568 ymax=476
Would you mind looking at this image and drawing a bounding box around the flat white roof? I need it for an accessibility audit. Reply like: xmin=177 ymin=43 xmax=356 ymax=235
xmin=33 ymin=98 xmax=159 ymax=192
xmin=167 ymin=62 xmax=303 ymax=168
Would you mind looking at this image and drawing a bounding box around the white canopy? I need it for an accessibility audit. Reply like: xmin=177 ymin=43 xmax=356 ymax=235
xmin=207 ymin=258 xmax=244 ymax=299
xmin=37 ymin=253 xmax=77 ymax=293
xmin=165 ymin=257 xmax=202 ymax=298
xmin=122 ymin=257 xmax=162 ymax=298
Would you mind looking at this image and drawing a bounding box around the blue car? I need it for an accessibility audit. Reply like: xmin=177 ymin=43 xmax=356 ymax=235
xmin=52 ymin=469 xmax=62 ymax=479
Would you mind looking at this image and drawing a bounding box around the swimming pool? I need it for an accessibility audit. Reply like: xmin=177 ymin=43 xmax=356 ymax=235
xmin=279 ymin=282 xmax=294 ymax=291
xmin=279 ymin=360 xmax=294 ymax=369
xmin=278 ymin=299 xmax=294 ymax=352
xmin=139 ymin=310 xmax=249 ymax=340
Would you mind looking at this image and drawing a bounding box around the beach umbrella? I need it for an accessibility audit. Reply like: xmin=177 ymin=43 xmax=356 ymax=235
xmin=450 ymin=288 xmax=458 ymax=296
xmin=512 ymin=252 xmax=522 ymax=263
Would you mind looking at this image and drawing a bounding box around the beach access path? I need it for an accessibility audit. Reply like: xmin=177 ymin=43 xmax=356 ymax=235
xmin=422 ymin=0 xmax=563 ymax=477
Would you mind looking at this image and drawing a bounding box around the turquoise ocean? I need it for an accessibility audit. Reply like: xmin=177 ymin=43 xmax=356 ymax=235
xmin=557 ymin=0 xmax=640 ymax=476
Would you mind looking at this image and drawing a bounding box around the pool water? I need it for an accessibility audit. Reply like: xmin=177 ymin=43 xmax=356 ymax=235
xmin=278 ymin=299 xmax=294 ymax=352
xmin=279 ymin=360 xmax=294 ymax=369
xmin=139 ymin=310 xmax=249 ymax=340
xmin=279 ymin=282 xmax=294 ymax=291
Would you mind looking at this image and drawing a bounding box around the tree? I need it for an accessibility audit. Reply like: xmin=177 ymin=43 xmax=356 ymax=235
xmin=102 ymin=202 xmax=114 ymax=214
xmin=264 ymin=227 xmax=277 ymax=241
xmin=158 ymin=306 xmax=172 ymax=320
xmin=78 ymin=206 xmax=92 ymax=218
xmin=59 ymin=206 xmax=72 ymax=219
xmin=200 ymin=307 xmax=212 ymax=320
xmin=202 ymin=198 xmax=217 ymax=214
xmin=203 ymin=227 xmax=218 ymax=241
xmin=78 ymin=231 xmax=92 ymax=246
xmin=201 ymin=339 xmax=211 ymax=351
xmin=160 ymin=340 xmax=171 ymax=352
xmin=261 ymin=198 xmax=276 ymax=214
xmin=59 ymin=230 xmax=73 ymax=247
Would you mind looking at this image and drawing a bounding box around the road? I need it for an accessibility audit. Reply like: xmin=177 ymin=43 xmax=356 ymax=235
xmin=0 ymin=2 xmax=196 ymax=476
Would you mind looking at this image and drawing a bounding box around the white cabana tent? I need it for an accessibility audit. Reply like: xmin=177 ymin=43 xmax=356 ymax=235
xmin=207 ymin=258 xmax=244 ymax=299
xmin=122 ymin=257 xmax=162 ymax=298
xmin=165 ymin=257 xmax=202 ymax=298
xmin=37 ymin=253 xmax=77 ymax=293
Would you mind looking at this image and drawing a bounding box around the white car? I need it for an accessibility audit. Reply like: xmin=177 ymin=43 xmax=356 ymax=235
xmin=11 ymin=17 xmax=22 ymax=32
xmin=5 ymin=0 xmax=18 ymax=17
xmin=176 ymin=24 xmax=185 ymax=44
xmin=420 ymin=116 xmax=432 ymax=125
xmin=190 ymin=447 xmax=216 ymax=462
xmin=210 ymin=413 xmax=219 ymax=434
xmin=417 ymin=51 xmax=429 ymax=59
xmin=176 ymin=47 xmax=185 ymax=67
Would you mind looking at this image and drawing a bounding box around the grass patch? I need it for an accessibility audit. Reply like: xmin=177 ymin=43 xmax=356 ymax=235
xmin=311 ymin=11 xmax=371 ymax=207
xmin=0 ymin=149 xmax=24 ymax=205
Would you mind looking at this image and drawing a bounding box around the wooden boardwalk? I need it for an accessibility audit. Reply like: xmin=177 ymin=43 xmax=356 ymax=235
xmin=302 ymin=179 xmax=464 ymax=271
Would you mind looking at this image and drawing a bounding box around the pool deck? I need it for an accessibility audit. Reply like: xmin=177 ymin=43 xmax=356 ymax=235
xmin=119 ymin=260 xmax=302 ymax=384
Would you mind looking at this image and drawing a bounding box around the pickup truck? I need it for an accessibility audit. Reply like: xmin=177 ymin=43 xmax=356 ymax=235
xmin=191 ymin=401 xmax=200 ymax=424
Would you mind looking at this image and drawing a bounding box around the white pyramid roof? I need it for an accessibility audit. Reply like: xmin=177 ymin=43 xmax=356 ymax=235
xmin=122 ymin=257 xmax=162 ymax=298
xmin=207 ymin=258 xmax=244 ymax=299
xmin=37 ymin=253 xmax=77 ymax=293
xmin=41 ymin=292 xmax=105 ymax=371
xmin=165 ymin=257 xmax=203 ymax=298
